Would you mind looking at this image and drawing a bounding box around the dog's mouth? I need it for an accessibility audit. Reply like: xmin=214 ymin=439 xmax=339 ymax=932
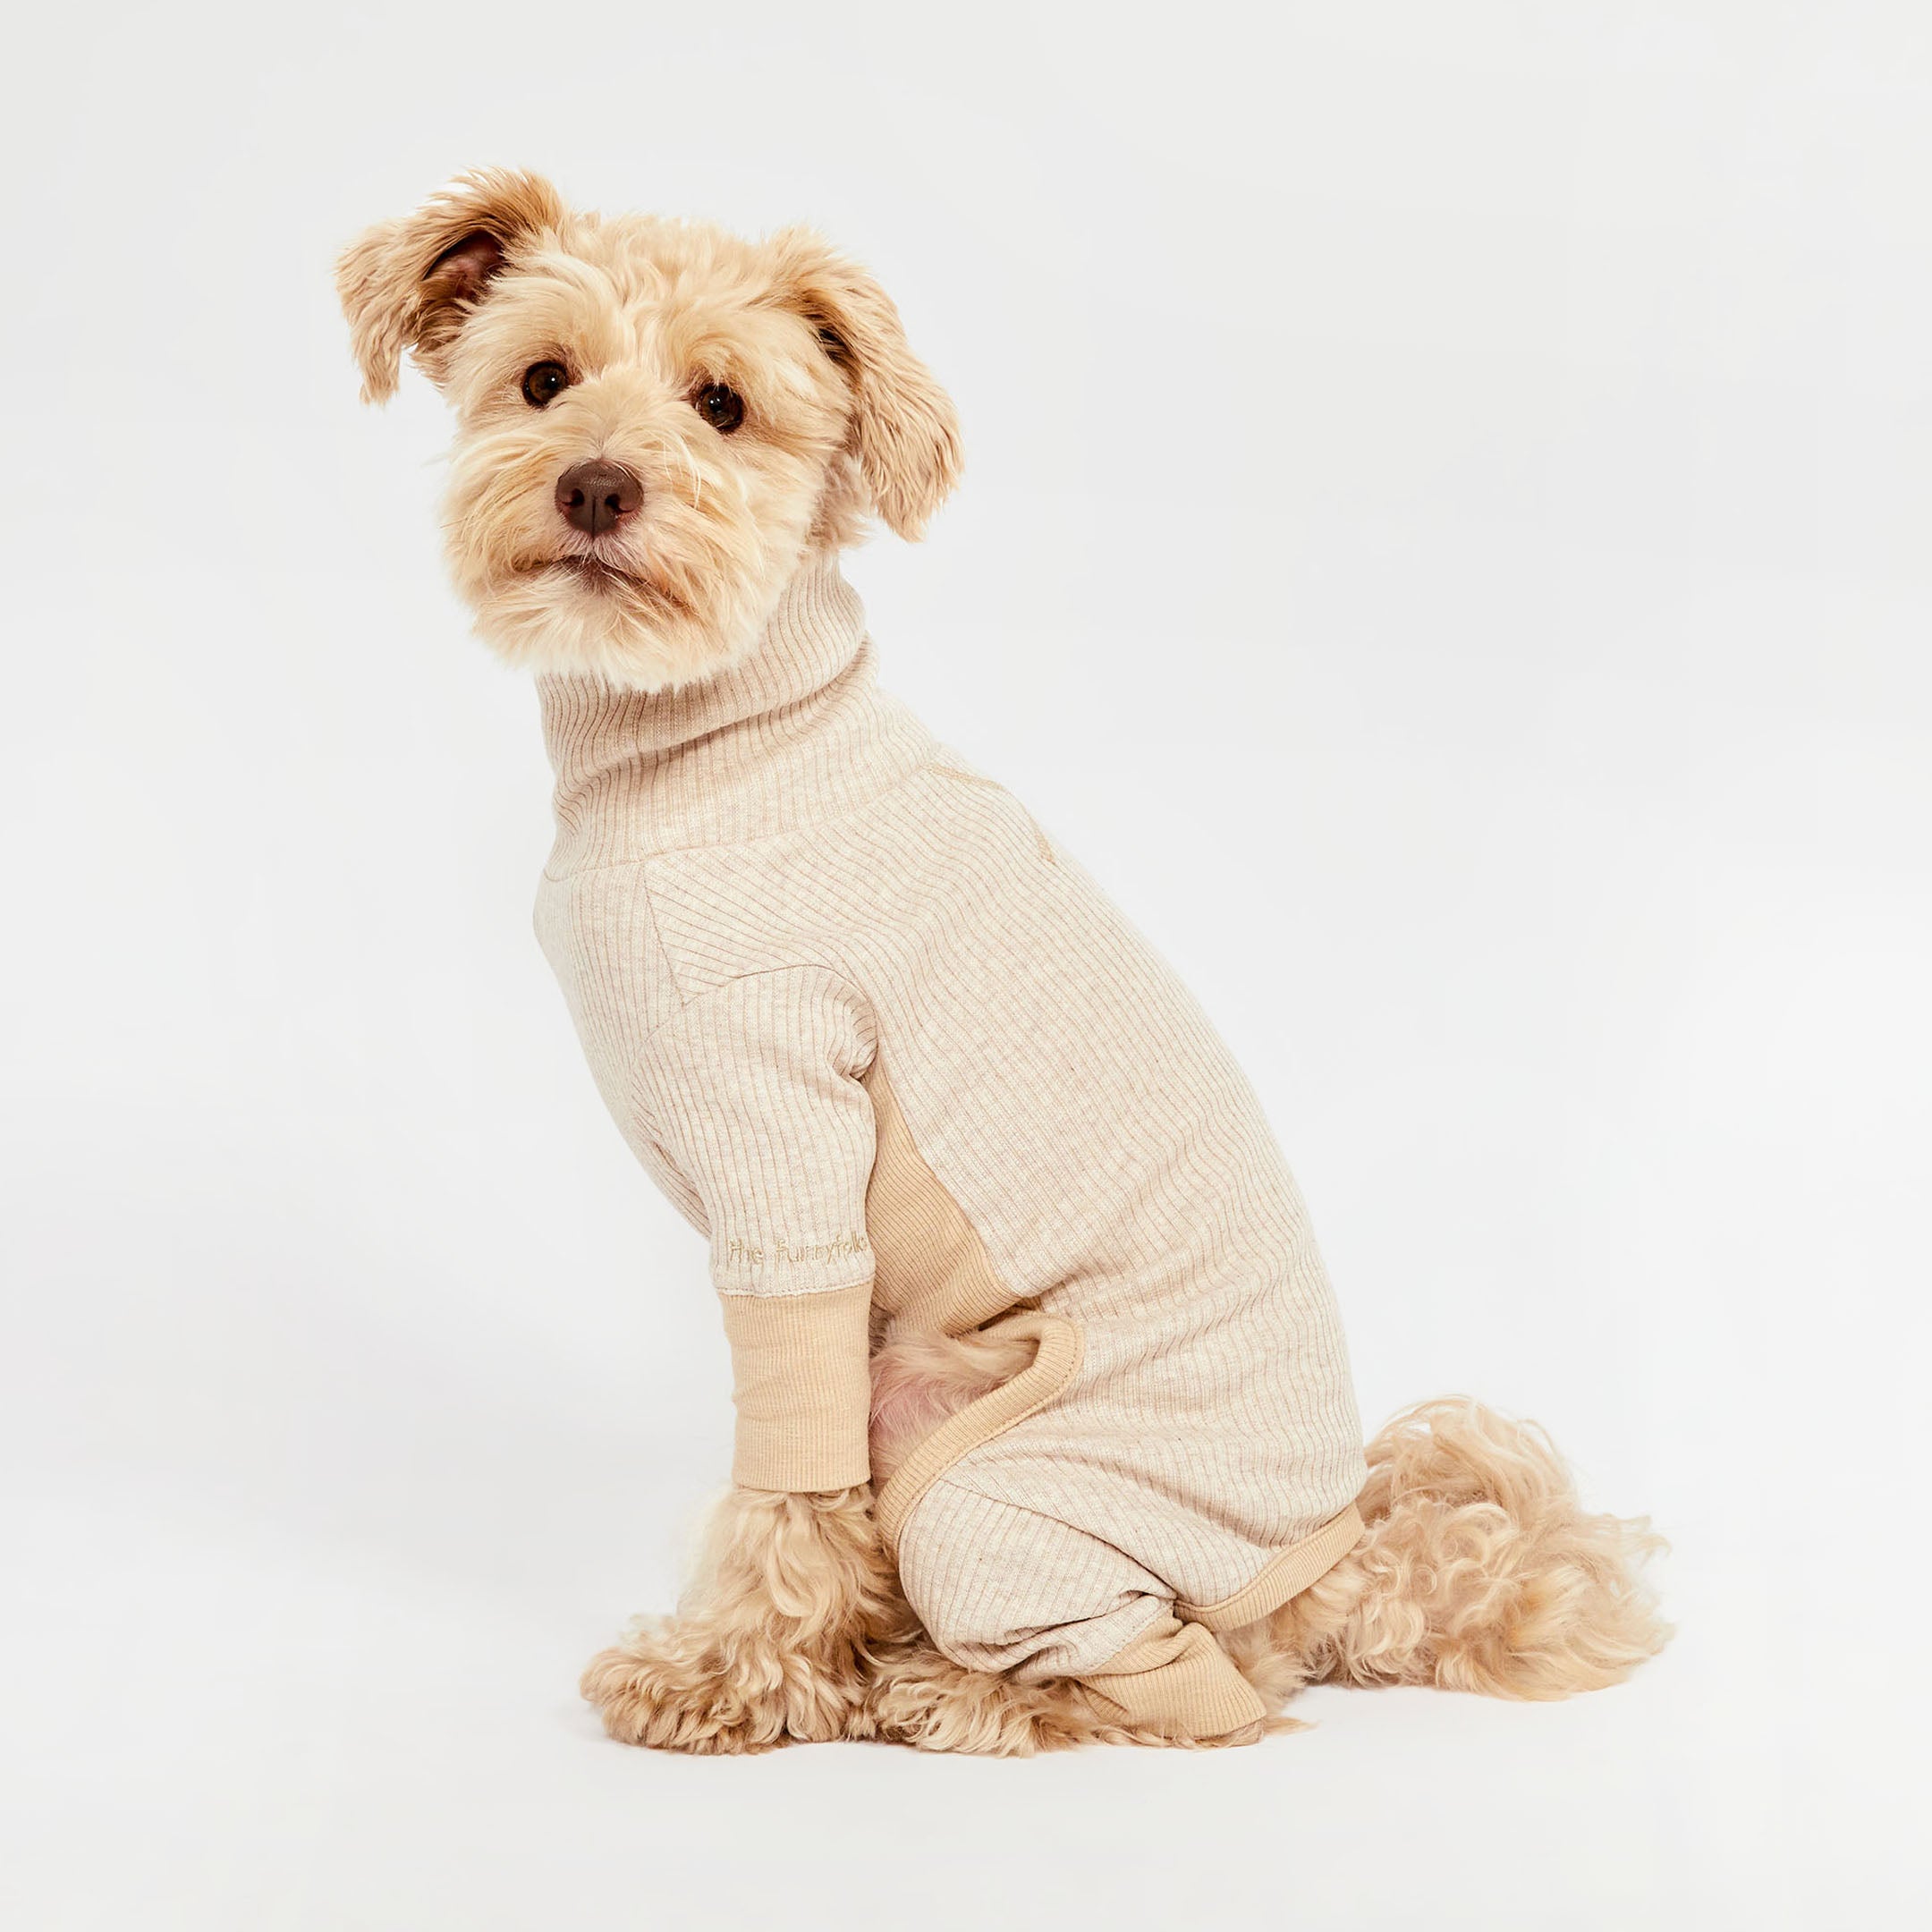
xmin=544 ymin=555 xmax=644 ymax=594
xmin=515 ymin=553 xmax=696 ymax=623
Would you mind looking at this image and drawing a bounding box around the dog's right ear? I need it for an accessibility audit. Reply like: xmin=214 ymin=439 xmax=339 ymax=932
xmin=335 ymin=168 xmax=567 ymax=403
xmin=767 ymin=232 xmax=962 ymax=541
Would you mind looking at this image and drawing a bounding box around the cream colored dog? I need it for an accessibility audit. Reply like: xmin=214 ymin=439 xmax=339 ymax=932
xmin=337 ymin=170 xmax=1667 ymax=1754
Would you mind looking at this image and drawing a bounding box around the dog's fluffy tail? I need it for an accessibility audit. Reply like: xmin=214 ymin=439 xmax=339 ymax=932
xmin=1282 ymin=1397 xmax=1670 ymax=1699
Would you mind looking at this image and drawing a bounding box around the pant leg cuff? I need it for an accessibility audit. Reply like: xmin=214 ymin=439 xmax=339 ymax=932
xmin=1080 ymin=1617 xmax=1269 ymax=1740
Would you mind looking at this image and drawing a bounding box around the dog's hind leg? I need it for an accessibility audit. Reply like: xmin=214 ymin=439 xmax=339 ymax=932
xmin=865 ymin=1325 xmax=1286 ymax=1750
xmin=886 ymin=1475 xmax=1276 ymax=1748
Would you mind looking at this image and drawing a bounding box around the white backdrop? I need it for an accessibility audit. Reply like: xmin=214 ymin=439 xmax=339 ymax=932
xmin=4 ymin=4 xmax=1927 ymax=1927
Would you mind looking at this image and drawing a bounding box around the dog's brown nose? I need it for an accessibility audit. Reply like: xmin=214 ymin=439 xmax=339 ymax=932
xmin=555 ymin=460 xmax=642 ymax=537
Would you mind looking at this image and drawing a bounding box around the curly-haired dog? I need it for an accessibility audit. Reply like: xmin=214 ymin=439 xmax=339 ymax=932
xmin=337 ymin=170 xmax=1668 ymax=1753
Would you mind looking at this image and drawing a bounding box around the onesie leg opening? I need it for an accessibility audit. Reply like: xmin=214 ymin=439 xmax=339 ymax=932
xmin=1080 ymin=1616 xmax=1268 ymax=1741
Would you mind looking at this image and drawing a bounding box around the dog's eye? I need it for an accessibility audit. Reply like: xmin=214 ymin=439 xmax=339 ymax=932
xmin=521 ymin=361 xmax=571 ymax=409
xmin=693 ymin=383 xmax=745 ymax=435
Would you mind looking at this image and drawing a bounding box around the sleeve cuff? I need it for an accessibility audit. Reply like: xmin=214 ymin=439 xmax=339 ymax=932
xmin=718 ymin=1280 xmax=874 ymax=1490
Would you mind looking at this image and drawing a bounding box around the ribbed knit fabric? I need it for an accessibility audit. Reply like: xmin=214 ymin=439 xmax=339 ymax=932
xmin=534 ymin=554 xmax=1367 ymax=1690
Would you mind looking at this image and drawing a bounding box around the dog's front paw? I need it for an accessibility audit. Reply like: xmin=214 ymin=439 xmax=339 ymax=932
xmin=580 ymin=1614 xmax=868 ymax=1755
xmin=580 ymin=1486 xmax=908 ymax=1753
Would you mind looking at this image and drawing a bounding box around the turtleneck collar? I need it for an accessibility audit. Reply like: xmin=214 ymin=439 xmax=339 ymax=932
xmin=537 ymin=551 xmax=935 ymax=868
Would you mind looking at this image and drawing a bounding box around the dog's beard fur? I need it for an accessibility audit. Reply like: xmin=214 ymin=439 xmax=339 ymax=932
xmin=442 ymin=441 xmax=810 ymax=691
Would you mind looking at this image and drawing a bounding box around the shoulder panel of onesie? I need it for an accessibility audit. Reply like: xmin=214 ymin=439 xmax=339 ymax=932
xmin=640 ymin=767 xmax=1025 ymax=998
xmin=535 ymin=860 xmax=686 ymax=1044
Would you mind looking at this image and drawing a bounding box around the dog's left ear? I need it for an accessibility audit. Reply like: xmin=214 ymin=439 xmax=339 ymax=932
xmin=769 ymin=233 xmax=962 ymax=540
xmin=335 ymin=168 xmax=568 ymax=403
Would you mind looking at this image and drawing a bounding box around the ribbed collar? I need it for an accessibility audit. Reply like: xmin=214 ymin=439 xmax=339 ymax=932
xmin=537 ymin=552 xmax=934 ymax=865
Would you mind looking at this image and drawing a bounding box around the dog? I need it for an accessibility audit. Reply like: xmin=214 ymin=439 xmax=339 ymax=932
xmin=337 ymin=169 xmax=1668 ymax=1753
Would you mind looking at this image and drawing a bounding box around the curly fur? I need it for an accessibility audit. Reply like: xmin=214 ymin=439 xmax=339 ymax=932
xmin=1256 ymin=1397 xmax=1672 ymax=1700
xmin=580 ymin=1486 xmax=914 ymax=1754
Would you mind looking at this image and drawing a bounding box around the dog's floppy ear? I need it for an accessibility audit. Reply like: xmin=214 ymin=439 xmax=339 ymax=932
xmin=335 ymin=168 xmax=568 ymax=403
xmin=770 ymin=233 xmax=962 ymax=540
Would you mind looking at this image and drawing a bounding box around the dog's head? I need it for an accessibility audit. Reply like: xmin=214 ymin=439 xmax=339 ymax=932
xmin=337 ymin=170 xmax=960 ymax=689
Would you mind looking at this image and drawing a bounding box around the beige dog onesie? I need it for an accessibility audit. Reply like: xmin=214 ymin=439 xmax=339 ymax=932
xmin=537 ymin=555 xmax=1368 ymax=1737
